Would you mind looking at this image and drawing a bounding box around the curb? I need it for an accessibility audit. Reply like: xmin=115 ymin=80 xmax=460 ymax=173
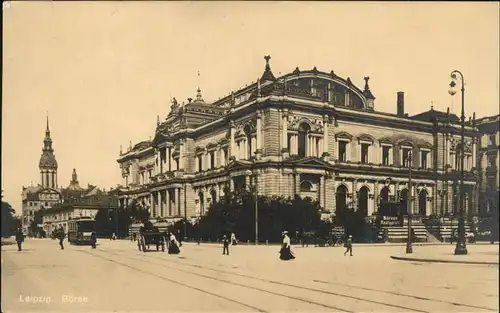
xmin=390 ymin=255 xmax=499 ymax=265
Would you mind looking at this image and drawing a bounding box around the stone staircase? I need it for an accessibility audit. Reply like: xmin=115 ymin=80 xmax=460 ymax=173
xmin=438 ymin=217 xmax=471 ymax=242
xmin=378 ymin=216 xmax=430 ymax=243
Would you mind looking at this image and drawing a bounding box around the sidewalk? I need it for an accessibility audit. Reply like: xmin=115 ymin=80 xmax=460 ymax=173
xmin=390 ymin=245 xmax=499 ymax=265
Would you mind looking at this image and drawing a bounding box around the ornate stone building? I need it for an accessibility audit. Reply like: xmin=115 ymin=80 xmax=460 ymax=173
xmin=476 ymin=114 xmax=499 ymax=217
xmin=116 ymin=56 xmax=480 ymax=223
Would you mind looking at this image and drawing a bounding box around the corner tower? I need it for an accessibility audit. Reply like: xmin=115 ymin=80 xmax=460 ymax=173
xmin=39 ymin=116 xmax=58 ymax=188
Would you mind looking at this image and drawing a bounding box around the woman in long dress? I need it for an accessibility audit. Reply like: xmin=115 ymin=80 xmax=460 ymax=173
xmin=279 ymin=231 xmax=295 ymax=260
xmin=168 ymin=232 xmax=181 ymax=254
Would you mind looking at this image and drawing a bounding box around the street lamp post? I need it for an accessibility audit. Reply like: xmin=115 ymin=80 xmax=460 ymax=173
xmin=448 ymin=70 xmax=468 ymax=255
xmin=252 ymin=160 xmax=259 ymax=245
xmin=406 ymin=151 xmax=413 ymax=254
xmin=184 ymin=183 xmax=188 ymax=241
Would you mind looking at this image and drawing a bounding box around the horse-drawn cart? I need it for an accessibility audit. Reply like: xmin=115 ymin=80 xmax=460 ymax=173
xmin=137 ymin=225 xmax=167 ymax=252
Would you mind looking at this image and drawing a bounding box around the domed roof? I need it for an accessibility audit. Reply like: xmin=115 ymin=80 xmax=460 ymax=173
xmin=39 ymin=152 xmax=58 ymax=168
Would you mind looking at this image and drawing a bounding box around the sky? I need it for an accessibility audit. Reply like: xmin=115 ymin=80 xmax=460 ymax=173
xmin=2 ymin=1 xmax=499 ymax=211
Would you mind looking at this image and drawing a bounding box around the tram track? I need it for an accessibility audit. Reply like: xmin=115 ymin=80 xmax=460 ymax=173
xmin=76 ymin=249 xmax=268 ymax=312
xmin=95 ymin=248 xmax=432 ymax=313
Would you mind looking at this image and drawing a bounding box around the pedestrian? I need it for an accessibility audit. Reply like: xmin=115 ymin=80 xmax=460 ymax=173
xmin=58 ymin=226 xmax=65 ymax=250
xmin=222 ymin=235 xmax=230 ymax=255
xmin=133 ymin=232 xmax=137 ymax=242
xmin=15 ymin=228 xmax=24 ymax=251
xmin=230 ymin=232 xmax=237 ymax=246
xmin=344 ymin=235 xmax=353 ymax=256
xmin=168 ymin=232 xmax=180 ymax=254
xmin=177 ymin=229 xmax=183 ymax=247
xmin=279 ymin=231 xmax=295 ymax=260
xmin=91 ymin=231 xmax=97 ymax=249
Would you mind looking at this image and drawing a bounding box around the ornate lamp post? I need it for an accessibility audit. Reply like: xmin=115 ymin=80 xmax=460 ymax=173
xmin=448 ymin=70 xmax=468 ymax=255
xmin=252 ymin=162 xmax=259 ymax=245
xmin=406 ymin=151 xmax=413 ymax=254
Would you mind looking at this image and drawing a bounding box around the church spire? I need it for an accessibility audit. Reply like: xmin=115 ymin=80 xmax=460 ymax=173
xmin=44 ymin=113 xmax=53 ymax=152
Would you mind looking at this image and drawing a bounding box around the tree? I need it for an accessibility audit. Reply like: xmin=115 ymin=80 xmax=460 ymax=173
xmin=196 ymin=191 xmax=323 ymax=243
xmin=1 ymin=200 xmax=16 ymax=237
xmin=94 ymin=208 xmax=112 ymax=236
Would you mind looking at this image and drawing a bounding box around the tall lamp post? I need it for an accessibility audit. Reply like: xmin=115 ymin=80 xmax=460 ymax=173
xmin=406 ymin=151 xmax=413 ymax=254
xmin=252 ymin=160 xmax=259 ymax=245
xmin=448 ymin=70 xmax=468 ymax=255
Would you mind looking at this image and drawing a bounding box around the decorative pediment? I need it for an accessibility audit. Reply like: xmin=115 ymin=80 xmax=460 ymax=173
xmin=357 ymin=134 xmax=375 ymax=143
xmin=418 ymin=141 xmax=433 ymax=150
xmin=194 ymin=146 xmax=206 ymax=154
xmin=287 ymin=117 xmax=323 ymax=133
xmin=218 ymin=138 xmax=229 ymax=146
xmin=398 ymin=139 xmax=415 ymax=148
xmin=206 ymin=142 xmax=218 ymax=150
xmin=235 ymin=120 xmax=257 ymax=136
xmin=291 ymin=157 xmax=333 ymax=168
xmin=335 ymin=131 xmax=353 ymax=140
xmin=225 ymin=160 xmax=249 ymax=171
xmin=378 ymin=137 xmax=395 ymax=145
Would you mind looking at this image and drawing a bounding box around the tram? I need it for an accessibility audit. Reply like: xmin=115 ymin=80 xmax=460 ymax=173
xmin=68 ymin=217 xmax=95 ymax=245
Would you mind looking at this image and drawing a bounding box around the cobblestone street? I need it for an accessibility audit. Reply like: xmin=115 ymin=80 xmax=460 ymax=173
xmin=2 ymin=239 xmax=498 ymax=313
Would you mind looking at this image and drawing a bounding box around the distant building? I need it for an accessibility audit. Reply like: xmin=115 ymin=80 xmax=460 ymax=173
xmin=21 ymin=117 xmax=112 ymax=233
xmin=115 ymin=56 xmax=481 ymax=222
xmin=40 ymin=193 xmax=118 ymax=236
xmin=476 ymin=114 xmax=499 ymax=217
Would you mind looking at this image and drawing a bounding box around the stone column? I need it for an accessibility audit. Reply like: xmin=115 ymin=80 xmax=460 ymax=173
xmin=282 ymin=110 xmax=288 ymax=152
xmin=294 ymin=173 xmax=300 ymax=196
xmin=157 ymin=150 xmax=161 ymax=175
xmin=230 ymin=178 xmax=235 ymax=192
xmin=472 ymin=138 xmax=477 ymax=168
xmin=320 ymin=175 xmax=325 ymax=208
xmin=166 ymin=189 xmax=171 ymax=216
xmin=245 ymin=175 xmax=250 ymax=190
xmin=256 ymin=111 xmax=262 ymax=154
xmin=323 ymin=116 xmax=329 ymax=155
xmin=177 ymin=188 xmax=181 ymax=216
xmin=230 ymin=121 xmax=236 ymax=160
xmin=159 ymin=191 xmax=164 ymax=217
xmin=150 ymin=193 xmax=155 ymax=217
xmin=179 ymin=142 xmax=184 ymax=170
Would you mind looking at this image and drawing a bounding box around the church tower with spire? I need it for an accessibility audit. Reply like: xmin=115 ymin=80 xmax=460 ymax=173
xmin=39 ymin=116 xmax=58 ymax=189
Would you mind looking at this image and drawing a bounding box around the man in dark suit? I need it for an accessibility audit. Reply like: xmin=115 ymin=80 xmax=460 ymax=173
xmin=15 ymin=228 xmax=24 ymax=251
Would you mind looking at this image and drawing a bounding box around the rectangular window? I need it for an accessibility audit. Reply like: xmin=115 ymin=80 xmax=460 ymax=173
xmin=361 ymin=143 xmax=369 ymax=164
xmin=455 ymin=151 xmax=461 ymax=170
xmin=198 ymin=156 xmax=203 ymax=171
xmin=210 ymin=152 xmax=215 ymax=169
xmin=223 ymin=148 xmax=228 ymax=165
xmin=489 ymin=134 xmax=496 ymax=146
xmin=421 ymin=150 xmax=429 ymax=169
xmin=382 ymin=146 xmax=391 ymax=165
xmin=402 ymin=148 xmax=411 ymax=167
xmin=175 ymin=159 xmax=179 ymax=171
xmin=338 ymin=141 xmax=347 ymax=162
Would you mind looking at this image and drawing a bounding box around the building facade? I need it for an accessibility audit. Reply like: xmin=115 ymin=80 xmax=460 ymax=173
xmin=40 ymin=193 xmax=118 ymax=236
xmin=21 ymin=118 xmax=110 ymax=233
xmin=116 ymin=57 xmax=480 ymax=223
xmin=476 ymin=114 xmax=499 ymax=217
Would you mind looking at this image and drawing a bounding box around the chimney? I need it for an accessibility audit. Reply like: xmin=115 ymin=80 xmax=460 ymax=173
xmin=397 ymin=92 xmax=405 ymax=117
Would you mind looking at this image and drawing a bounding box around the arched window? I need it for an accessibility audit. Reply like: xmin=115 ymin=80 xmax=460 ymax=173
xmin=210 ymin=189 xmax=217 ymax=204
xmin=358 ymin=186 xmax=369 ymax=216
xmin=244 ymin=125 xmax=252 ymax=159
xmin=300 ymin=181 xmax=313 ymax=192
xmin=418 ymin=190 xmax=428 ymax=216
xmin=335 ymin=185 xmax=348 ymax=215
xmin=298 ymin=123 xmax=310 ymax=158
